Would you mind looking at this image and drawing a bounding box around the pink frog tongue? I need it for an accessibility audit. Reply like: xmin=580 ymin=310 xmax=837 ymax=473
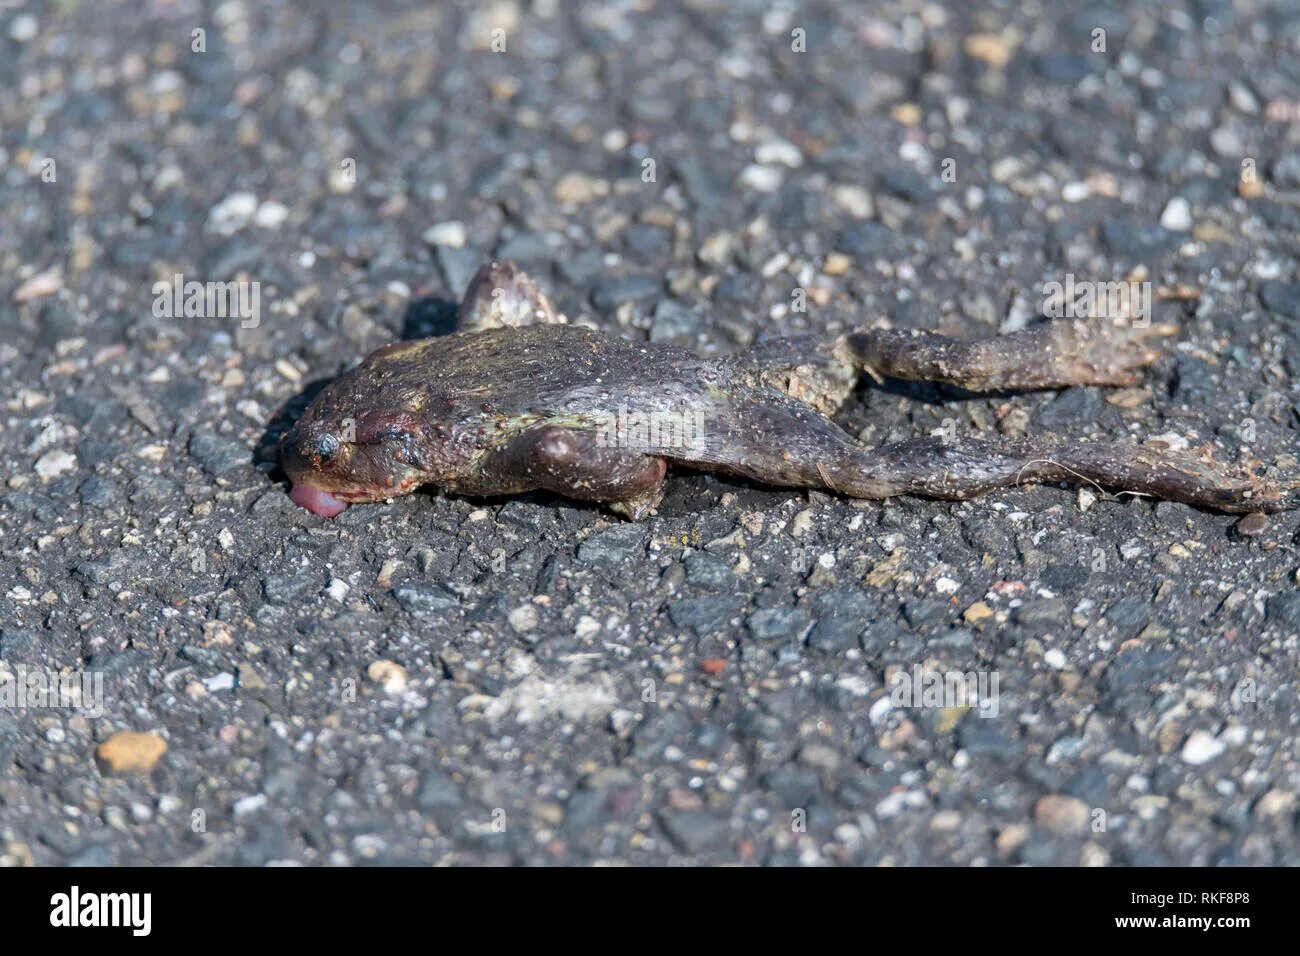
xmin=289 ymin=483 xmax=348 ymax=518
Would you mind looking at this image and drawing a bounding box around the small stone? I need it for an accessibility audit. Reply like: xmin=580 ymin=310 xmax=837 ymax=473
xmin=35 ymin=450 xmax=76 ymax=479
xmin=996 ymin=824 xmax=1030 ymax=855
xmin=1239 ymin=169 xmax=1265 ymax=199
xmin=739 ymin=164 xmax=783 ymax=193
xmin=746 ymin=607 xmax=812 ymax=641
xmin=1077 ymin=487 xmax=1097 ymax=512
xmin=422 ymin=221 xmax=468 ymax=248
xmin=553 ymin=172 xmax=609 ymax=204
xmin=508 ymin=604 xmax=539 ymax=633
xmin=1235 ymin=513 xmax=1268 ymax=537
xmin=577 ymin=523 xmax=648 ymax=566
xmin=1159 ymin=197 xmax=1193 ymax=231
xmin=253 ymin=201 xmax=289 ymax=228
xmin=658 ymin=808 xmax=731 ymax=854
xmin=963 ymin=32 xmax=1016 ymax=68
xmin=393 ymin=585 xmax=460 ymax=618
xmin=1228 ymin=81 xmax=1260 ymax=114
xmin=649 ymin=299 xmax=699 ymax=343
xmin=1061 ymin=182 xmax=1091 ymax=203
xmin=437 ymin=245 xmax=480 ymax=295
xmin=1104 ymin=387 xmax=1149 ymax=409
xmin=963 ymin=601 xmax=993 ymax=625
xmin=207 ymin=192 xmax=259 ymax=236
xmin=823 ymin=252 xmax=851 ymax=276
xmin=7 ymin=14 xmax=38 ymax=42
xmin=754 ymin=138 xmax=802 ymax=168
xmin=262 ymin=569 xmax=321 ymax=605
xmin=1033 ymin=794 xmax=1090 ymax=836
xmin=204 ymin=673 xmax=235 ymax=692
xmin=837 ymin=221 xmax=895 ymax=257
xmin=1210 ymin=125 xmax=1245 ymax=158
xmin=1181 ymin=730 xmax=1225 ymax=765
xmin=187 ymin=430 xmax=247 ymax=476
xmin=590 ymin=274 xmax=662 ymax=311
xmin=96 ymin=731 xmax=167 ymax=774
xmin=1259 ymin=281 xmax=1300 ymax=319
xmin=367 ymin=660 xmax=408 ymax=695
xmin=1044 ymin=648 xmax=1067 ymax=670
xmin=13 ymin=267 xmax=63 ymax=302
xmin=890 ymin=102 xmax=921 ymax=126
xmin=697 ymin=231 xmax=736 ymax=265
xmin=830 ymin=185 xmax=873 ymax=218
xmin=1254 ymin=789 xmax=1296 ymax=818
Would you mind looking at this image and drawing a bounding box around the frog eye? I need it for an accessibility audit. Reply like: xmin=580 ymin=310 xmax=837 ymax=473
xmin=315 ymin=433 xmax=340 ymax=460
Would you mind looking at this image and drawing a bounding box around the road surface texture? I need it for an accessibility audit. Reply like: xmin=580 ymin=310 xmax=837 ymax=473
xmin=1 ymin=0 xmax=1299 ymax=865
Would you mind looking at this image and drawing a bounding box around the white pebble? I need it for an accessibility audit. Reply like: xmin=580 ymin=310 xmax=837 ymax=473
xmin=1159 ymin=197 xmax=1192 ymax=231
xmin=423 ymin=221 xmax=468 ymax=248
xmin=204 ymin=673 xmax=236 ymax=692
xmin=1181 ymin=730 xmax=1225 ymax=765
xmin=755 ymin=138 xmax=803 ymax=168
xmin=254 ymin=201 xmax=289 ymax=228
xmin=831 ymin=184 xmax=873 ymax=218
xmin=509 ymin=604 xmax=539 ymax=633
xmin=35 ymin=450 xmax=76 ymax=479
xmin=233 ymin=794 xmax=268 ymax=817
xmin=1044 ymin=648 xmax=1067 ymax=670
xmin=1061 ymin=182 xmax=1091 ymax=203
xmin=8 ymin=14 xmax=37 ymax=42
xmin=207 ymin=192 xmax=259 ymax=236
xmin=739 ymin=164 xmax=783 ymax=193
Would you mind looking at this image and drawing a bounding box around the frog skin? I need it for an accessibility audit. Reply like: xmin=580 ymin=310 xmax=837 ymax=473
xmin=280 ymin=261 xmax=1297 ymax=519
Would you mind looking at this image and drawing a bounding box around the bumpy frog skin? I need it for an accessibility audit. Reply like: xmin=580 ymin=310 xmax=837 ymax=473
xmin=280 ymin=261 xmax=1298 ymax=519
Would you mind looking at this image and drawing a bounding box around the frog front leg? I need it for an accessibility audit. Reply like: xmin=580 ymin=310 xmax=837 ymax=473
xmin=449 ymin=426 xmax=667 ymax=519
xmin=455 ymin=261 xmax=565 ymax=333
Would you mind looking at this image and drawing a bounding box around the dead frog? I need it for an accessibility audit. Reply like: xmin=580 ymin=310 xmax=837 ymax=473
xmin=281 ymin=261 xmax=1296 ymax=520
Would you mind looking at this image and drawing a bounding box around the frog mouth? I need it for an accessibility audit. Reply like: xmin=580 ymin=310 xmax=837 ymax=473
xmin=287 ymin=483 xmax=348 ymax=517
xmin=289 ymin=480 xmax=399 ymax=517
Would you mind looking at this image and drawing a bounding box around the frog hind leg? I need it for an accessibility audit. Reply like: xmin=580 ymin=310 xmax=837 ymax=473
xmin=675 ymin=393 xmax=1296 ymax=513
xmin=831 ymin=436 xmax=1297 ymax=513
xmin=455 ymin=261 xmax=566 ymax=333
xmin=841 ymin=317 xmax=1179 ymax=392
xmin=735 ymin=314 xmax=1175 ymax=415
xmin=450 ymin=425 xmax=667 ymax=519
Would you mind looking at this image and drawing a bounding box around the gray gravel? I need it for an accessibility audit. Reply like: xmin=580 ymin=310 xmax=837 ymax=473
xmin=2 ymin=1 xmax=1300 ymax=866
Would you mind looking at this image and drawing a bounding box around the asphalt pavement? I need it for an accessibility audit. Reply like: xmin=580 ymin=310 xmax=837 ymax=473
xmin=1 ymin=0 xmax=1298 ymax=865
